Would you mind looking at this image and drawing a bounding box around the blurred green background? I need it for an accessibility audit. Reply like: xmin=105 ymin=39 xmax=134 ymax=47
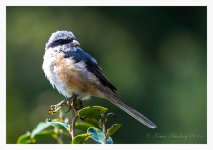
xmin=7 ymin=6 xmax=207 ymax=144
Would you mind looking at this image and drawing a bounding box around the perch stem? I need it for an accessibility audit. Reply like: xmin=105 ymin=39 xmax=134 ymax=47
xmin=102 ymin=118 xmax=107 ymax=144
xmin=70 ymin=97 xmax=78 ymax=139
xmin=71 ymin=107 xmax=76 ymax=138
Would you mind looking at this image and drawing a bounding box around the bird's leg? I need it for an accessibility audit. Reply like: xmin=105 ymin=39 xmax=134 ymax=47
xmin=66 ymin=94 xmax=83 ymax=112
xmin=48 ymin=95 xmax=77 ymax=114
xmin=66 ymin=95 xmax=76 ymax=113
xmin=48 ymin=94 xmax=83 ymax=115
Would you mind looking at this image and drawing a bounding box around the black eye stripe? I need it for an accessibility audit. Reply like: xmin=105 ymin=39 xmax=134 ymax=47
xmin=48 ymin=38 xmax=73 ymax=48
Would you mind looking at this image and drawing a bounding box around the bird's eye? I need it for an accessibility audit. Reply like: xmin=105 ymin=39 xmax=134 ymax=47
xmin=57 ymin=39 xmax=71 ymax=45
xmin=48 ymin=38 xmax=72 ymax=48
xmin=59 ymin=40 xmax=62 ymax=44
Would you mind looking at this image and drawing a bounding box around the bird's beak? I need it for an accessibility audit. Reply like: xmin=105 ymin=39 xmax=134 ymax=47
xmin=72 ymin=40 xmax=80 ymax=47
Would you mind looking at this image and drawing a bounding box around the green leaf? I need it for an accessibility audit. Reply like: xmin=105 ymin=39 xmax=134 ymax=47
xmin=31 ymin=122 xmax=51 ymax=138
xmin=17 ymin=132 xmax=32 ymax=144
xmin=72 ymin=133 xmax=91 ymax=144
xmin=75 ymin=122 xmax=96 ymax=132
xmin=106 ymin=124 xmax=122 ymax=138
xmin=87 ymin=127 xmax=113 ymax=144
xmin=33 ymin=130 xmax=56 ymax=140
xmin=78 ymin=106 xmax=108 ymax=118
xmin=82 ymin=118 xmax=100 ymax=128
xmin=76 ymin=118 xmax=100 ymax=131
xmin=46 ymin=119 xmax=70 ymax=132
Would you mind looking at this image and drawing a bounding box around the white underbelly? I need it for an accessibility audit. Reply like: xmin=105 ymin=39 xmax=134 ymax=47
xmin=42 ymin=54 xmax=71 ymax=97
xmin=42 ymin=51 xmax=92 ymax=99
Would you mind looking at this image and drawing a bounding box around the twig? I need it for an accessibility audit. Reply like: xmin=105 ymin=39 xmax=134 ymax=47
xmin=57 ymin=132 xmax=64 ymax=144
xmin=57 ymin=110 xmax=64 ymax=144
xmin=48 ymin=95 xmax=79 ymax=140
xmin=101 ymin=116 xmax=107 ymax=144
xmin=70 ymin=100 xmax=77 ymax=139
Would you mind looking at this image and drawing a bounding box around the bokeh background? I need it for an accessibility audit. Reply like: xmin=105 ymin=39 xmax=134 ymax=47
xmin=7 ymin=7 xmax=207 ymax=144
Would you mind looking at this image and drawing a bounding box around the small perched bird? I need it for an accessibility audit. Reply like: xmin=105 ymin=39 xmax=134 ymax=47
xmin=42 ymin=30 xmax=156 ymax=128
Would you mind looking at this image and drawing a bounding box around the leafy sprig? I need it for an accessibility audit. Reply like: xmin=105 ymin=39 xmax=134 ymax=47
xmin=17 ymin=99 xmax=122 ymax=144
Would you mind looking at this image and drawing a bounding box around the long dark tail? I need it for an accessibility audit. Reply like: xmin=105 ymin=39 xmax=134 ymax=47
xmin=105 ymin=93 xmax=156 ymax=128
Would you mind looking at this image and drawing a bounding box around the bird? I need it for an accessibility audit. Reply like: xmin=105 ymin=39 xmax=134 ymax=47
xmin=42 ymin=30 xmax=156 ymax=128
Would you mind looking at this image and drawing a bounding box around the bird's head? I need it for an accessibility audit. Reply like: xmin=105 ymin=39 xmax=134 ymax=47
xmin=45 ymin=30 xmax=80 ymax=52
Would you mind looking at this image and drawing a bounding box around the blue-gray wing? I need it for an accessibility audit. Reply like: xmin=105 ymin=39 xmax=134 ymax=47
xmin=64 ymin=47 xmax=117 ymax=93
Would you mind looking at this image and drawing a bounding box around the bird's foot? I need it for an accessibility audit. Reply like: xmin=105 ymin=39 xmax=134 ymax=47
xmin=48 ymin=94 xmax=83 ymax=114
xmin=48 ymin=99 xmax=66 ymax=114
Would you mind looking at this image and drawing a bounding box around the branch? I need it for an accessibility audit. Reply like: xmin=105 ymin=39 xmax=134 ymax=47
xmin=70 ymin=100 xmax=77 ymax=139
xmin=101 ymin=114 xmax=107 ymax=144
xmin=102 ymin=120 xmax=107 ymax=144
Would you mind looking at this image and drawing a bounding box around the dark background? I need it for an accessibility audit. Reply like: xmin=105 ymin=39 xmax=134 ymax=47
xmin=7 ymin=6 xmax=207 ymax=144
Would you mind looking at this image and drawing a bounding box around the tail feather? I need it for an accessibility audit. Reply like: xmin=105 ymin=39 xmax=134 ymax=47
xmin=105 ymin=93 xmax=157 ymax=128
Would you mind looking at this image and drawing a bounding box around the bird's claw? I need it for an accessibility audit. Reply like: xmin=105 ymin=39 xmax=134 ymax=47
xmin=48 ymin=99 xmax=66 ymax=114
xmin=48 ymin=104 xmax=61 ymax=114
xmin=48 ymin=95 xmax=82 ymax=114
